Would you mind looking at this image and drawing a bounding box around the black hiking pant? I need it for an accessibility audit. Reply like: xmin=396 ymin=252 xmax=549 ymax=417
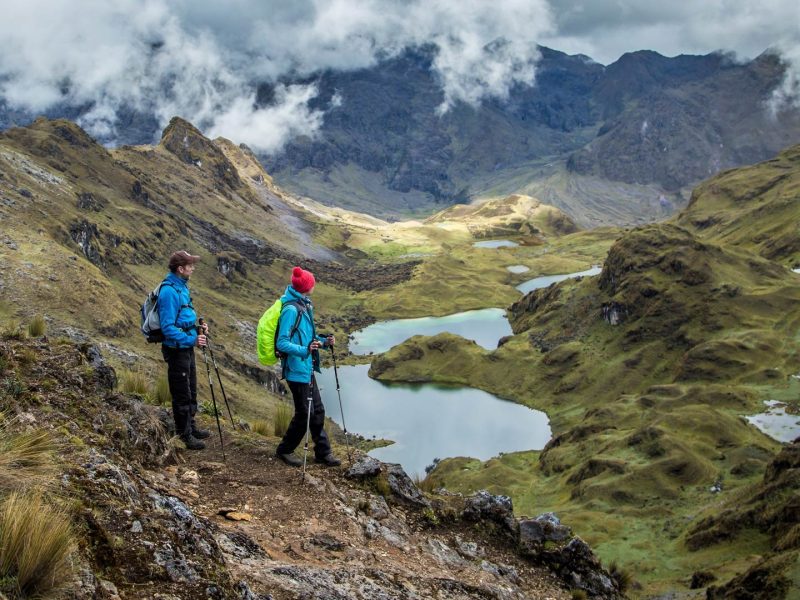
xmin=162 ymin=346 xmax=198 ymax=438
xmin=276 ymin=376 xmax=332 ymax=458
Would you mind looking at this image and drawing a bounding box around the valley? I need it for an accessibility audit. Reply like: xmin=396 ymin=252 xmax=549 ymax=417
xmin=0 ymin=116 xmax=799 ymax=598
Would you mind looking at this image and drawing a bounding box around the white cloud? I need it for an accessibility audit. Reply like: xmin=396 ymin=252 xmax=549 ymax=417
xmin=207 ymin=84 xmax=325 ymax=153
xmin=544 ymin=0 xmax=800 ymax=65
xmin=0 ymin=0 xmax=798 ymax=149
xmin=0 ymin=0 xmax=554 ymax=149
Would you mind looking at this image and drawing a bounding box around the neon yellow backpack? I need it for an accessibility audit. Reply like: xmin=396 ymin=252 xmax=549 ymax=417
xmin=256 ymin=299 xmax=304 ymax=365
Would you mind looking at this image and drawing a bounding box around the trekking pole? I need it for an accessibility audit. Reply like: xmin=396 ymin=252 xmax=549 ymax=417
xmin=199 ymin=332 xmax=226 ymax=461
xmin=199 ymin=318 xmax=238 ymax=430
xmin=301 ymin=384 xmax=313 ymax=483
xmin=329 ymin=345 xmax=353 ymax=465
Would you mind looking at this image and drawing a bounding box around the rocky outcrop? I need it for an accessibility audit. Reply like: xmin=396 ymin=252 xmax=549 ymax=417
xmin=160 ymin=117 xmax=244 ymax=193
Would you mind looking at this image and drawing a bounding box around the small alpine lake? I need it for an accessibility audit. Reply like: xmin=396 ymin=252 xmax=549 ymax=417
xmin=506 ymin=265 xmax=530 ymax=273
xmin=349 ymin=308 xmax=512 ymax=355
xmin=746 ymin=400 xmax=800 ymax=443
xmin=473 ymin=239 xmax=519 ymax=248
xmin=317 ymin=364 xmax=551 ymax=478
xmin=516 ymin=266 xmax=602 ymax=294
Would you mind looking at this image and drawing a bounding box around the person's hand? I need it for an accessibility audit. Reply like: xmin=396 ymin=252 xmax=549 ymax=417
xmin=326 ymin=335 xmax=335 ymax=347
xmin=197 ymin=334 xmax=207 ymax=348
xmin=201 ymin=322 xmax=209 ymax=335
xmin=309 ymin=340 xmax=322 ymax=351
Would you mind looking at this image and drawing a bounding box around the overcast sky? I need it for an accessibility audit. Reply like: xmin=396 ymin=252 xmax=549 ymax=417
xmin=0 ymin=0 xmax=797 ymax=151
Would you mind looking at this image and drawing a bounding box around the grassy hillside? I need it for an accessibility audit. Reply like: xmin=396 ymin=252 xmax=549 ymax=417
xmin=0 ymin=116 xmax=598 ymax=420
xmin=368 ymin=149 xmax=800 ymax=596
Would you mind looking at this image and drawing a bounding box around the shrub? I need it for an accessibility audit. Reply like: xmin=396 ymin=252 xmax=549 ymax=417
xmin=608 ymin=561 xmax=634 ymax=593
xmin=250 ymin=419 xmax=271 ymax=437
xmin=151 ymin=375 xmax=171 ymax=407
xmin=0 ymin=492 xmax=74 ymax=598
xmin=273 ymin=402 xmax=292 ymax=437
xmin=200 ymin=399 xmax=219 ymax=417
xmin=27 ymin=316 xmax=46 ymax=338
xmin=120 ymin=370 xmax=149 ymax=397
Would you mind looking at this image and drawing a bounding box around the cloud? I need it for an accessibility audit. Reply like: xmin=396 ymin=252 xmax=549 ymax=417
xmin=0 ymin=0 xmax=797 ymax=150
xmin=544 ymin=0 xmax=800 ymax=65
xmin=207 ymin=85 xmax=326 ymax=153
xmin=0 ymin=0 xmax=554 ymax=150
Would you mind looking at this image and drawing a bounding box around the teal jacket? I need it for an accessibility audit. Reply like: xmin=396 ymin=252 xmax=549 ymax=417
xmin=275 ymin=285 xmax=329 ymax=383
xmin=157 ymin=273 xmax=198 ymax=348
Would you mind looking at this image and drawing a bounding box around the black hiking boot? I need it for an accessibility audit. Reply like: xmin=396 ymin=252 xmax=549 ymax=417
xmin=181 ymin=434 xmax=206 ymax=450
xmin=314 ymin=453 xmax=341 ymax=467
xmin=276 ymin=452 xmax=302 ymax=467
xmin=192 ymin=427 xmax=211 ymax=439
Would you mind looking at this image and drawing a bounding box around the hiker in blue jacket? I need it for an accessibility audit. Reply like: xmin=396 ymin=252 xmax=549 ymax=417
xmin=159 ymin=250 xmax=210 ymax=450
xmin=275 ymin=266 xmax=340 ymax=467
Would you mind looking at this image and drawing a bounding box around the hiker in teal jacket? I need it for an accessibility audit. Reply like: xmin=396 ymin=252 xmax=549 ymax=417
xmin=275 ymin=266 xmax=340 ymax=467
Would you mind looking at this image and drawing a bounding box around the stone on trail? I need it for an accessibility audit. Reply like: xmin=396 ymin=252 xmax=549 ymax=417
xmin=224 ymin=511 xmax=253 ymax=522
xmin=345 ymin=455 xmax=382 ymax=479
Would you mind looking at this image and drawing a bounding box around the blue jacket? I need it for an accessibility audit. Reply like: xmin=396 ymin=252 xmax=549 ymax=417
xmin=157 ymin=272 xmax=198 ymax=348
xmin=276 ymin=285 xmax=329 ymax=383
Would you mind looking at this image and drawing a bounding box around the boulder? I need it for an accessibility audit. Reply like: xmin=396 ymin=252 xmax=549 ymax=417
xmin=385 ymin=463 xmax=430 ymax=507
xmin=345 ymin=455 xmax=382 ymax=479
xmin=519 ymin=512 xmax=572 ymax=555
xmin=462 ymin=490 xmax=517 ymax=534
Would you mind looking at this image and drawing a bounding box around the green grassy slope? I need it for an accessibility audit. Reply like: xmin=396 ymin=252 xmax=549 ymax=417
xmin=367 ymin=149 xmax=800 ymax=596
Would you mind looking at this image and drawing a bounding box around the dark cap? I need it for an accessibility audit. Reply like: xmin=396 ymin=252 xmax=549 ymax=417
xmin=168 ymin=250 xmax=200 ymax=271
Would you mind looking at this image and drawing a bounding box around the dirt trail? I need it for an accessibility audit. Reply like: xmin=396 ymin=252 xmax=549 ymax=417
xmin=170 ymin=434 xmax=572 ymax=599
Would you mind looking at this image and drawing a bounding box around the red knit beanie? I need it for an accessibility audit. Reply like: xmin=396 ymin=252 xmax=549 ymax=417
xmin=291 ymin=266 xmax=315 ymax=293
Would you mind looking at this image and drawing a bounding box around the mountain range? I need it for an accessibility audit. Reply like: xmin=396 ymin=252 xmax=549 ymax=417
xmin=2 ymin=46 xmax=799 ymax=225
xmin=1 ymin=113 xmax=799 ymax=597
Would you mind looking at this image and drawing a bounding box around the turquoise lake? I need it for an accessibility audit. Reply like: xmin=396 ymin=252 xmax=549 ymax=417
xmin=317 ymin=364 xmax=551 ymax=478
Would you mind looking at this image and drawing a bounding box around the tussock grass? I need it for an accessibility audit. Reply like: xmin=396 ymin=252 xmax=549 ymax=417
xmin=608 ymin=561 xmax=634 ymax=594
xmin=0 ymin=492 xmax=74 ymax=598
xmin=273 ymin=402 xmax=292 ymax=437
xmin=120 ymin=369 xmax=150 ymax=397
xmin=26 ymin=315 xmax=46 ymax=338
xmin=0 ymin=416 xmax=56 ymax=493
xmin=151 ymin=375 xmax=171 ymax=407
xmin=250 ymin=419 xmax=271 ymax=437
xmin=1 ymin=320 xmax=24 ymax=340
xmin=412 ymin=473 xmax=436 ymax=494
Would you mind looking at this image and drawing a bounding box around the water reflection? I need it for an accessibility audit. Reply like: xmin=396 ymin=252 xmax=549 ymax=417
xmin=746 ymin=400 xmax=800 ymax=443
xmin=317 ymin=364 xmax=551 ymax=478
xmin=516 ymin=266 xmax=602 ymax=294
xmin=507 ymin=265 xmax=530 ymax=273
xmin=473 ymin=240 xmax=519 ymax=248
xmin=350 ymin=308 xmax=512 ymax=355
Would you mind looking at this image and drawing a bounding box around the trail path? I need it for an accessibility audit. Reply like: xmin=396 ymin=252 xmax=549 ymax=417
xmin=167 ymin=435 xmax=571 ymax=599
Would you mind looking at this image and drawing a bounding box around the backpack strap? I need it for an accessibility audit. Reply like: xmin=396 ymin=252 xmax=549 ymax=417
xmin=280 ymin=300 xmax=307 ymax=344
xmin=277 ymin=300 xmax=307 ymax=379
